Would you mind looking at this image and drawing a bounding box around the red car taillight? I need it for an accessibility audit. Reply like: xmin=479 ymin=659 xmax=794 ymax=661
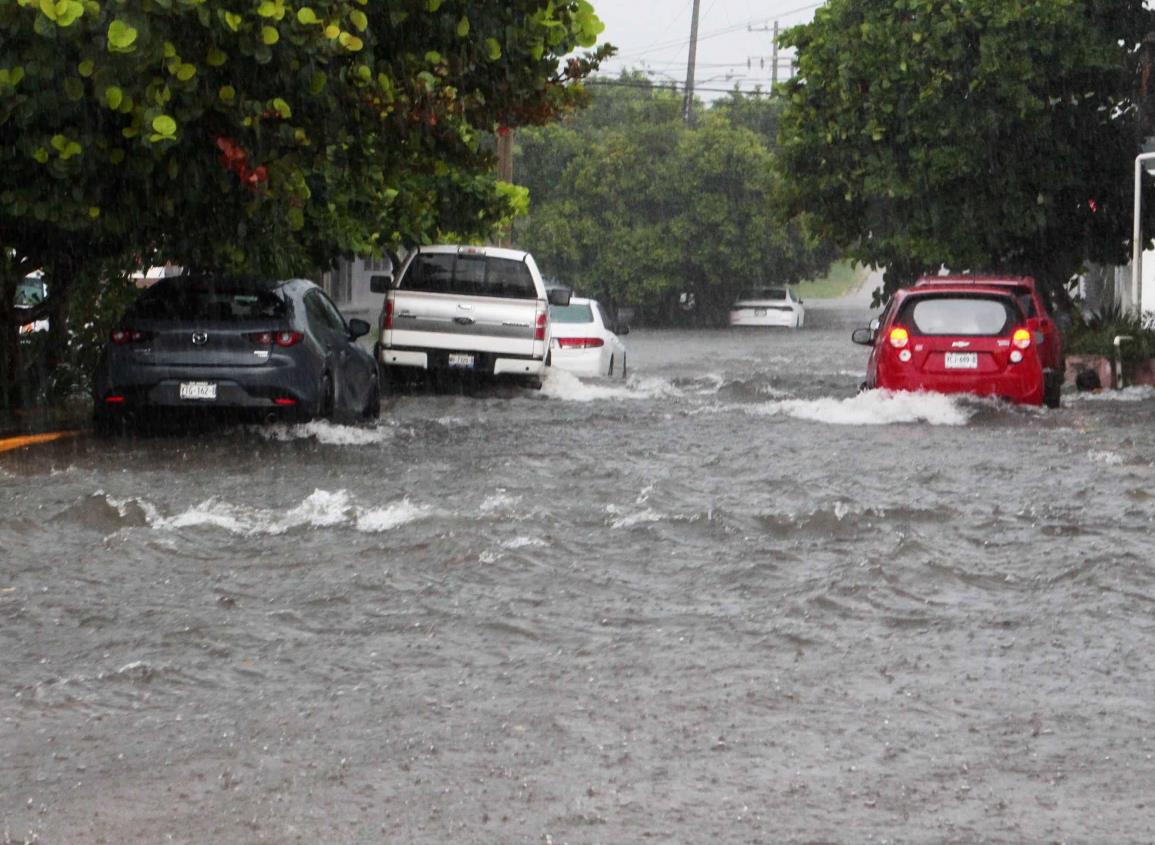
xmin=557 ymin=337 xmax=605 ymax=349
xmin=383 ymin=298 xmax=395 ymax=331
xmin=110 ymin=329 xmax=153 ymax=345
xmin=244 ymin=331 xmax=302 ymax=347
xmin=535 ymin=308 xmax=547 ymax=342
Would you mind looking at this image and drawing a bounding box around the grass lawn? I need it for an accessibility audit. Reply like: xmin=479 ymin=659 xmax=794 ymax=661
xmin=796 ymin=261 xmax=869 ymax=299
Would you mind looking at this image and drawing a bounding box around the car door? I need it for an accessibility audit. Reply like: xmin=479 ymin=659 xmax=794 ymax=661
xmin=304 ymin=289 xmax=368 ymax=414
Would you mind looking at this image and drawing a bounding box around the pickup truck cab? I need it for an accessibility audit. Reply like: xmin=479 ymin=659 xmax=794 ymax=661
xmin=371 ymin=245 xmax=570 ymax=388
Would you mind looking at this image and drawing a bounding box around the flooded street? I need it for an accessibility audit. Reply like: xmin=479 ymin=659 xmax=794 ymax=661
xmin=3 ymin=301 xmax=1155 ymax=844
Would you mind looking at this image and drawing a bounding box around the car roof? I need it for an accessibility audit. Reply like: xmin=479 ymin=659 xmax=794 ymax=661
xmin=416 ymin=244 xmax=530 ymax=261
xmin=915 ymin=275 xmax=1037 ymax=290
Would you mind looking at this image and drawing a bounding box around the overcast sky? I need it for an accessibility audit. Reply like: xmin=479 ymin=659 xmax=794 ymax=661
xmin=589 ymin=1 xmax=824 ymax=98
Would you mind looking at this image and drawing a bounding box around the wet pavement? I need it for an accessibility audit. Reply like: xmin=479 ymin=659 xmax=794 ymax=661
xmin=2 ymin=299 xmax=1155 ymax=844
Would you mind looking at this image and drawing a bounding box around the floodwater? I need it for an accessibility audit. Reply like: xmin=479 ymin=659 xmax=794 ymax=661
xmin=2 ymin=300 xmax=1155 ymax=844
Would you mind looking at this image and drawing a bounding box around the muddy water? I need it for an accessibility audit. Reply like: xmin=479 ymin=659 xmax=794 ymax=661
xmin=2 ymin=302 xmax=1155 ymax=844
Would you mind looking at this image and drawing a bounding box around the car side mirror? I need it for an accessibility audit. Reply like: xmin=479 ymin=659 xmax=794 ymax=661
xmin=851 ymin=327 xmax=874 ymax=346
xmin=369 ymin=274 xmax=393 ymax=294
xmin=547 ymin=287 xmax=572 ymax=307
xmin=348 ymin=318 xmax=371 ymax=340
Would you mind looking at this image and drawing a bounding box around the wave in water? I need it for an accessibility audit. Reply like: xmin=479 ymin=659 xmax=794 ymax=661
xmin=256 ymin=420 xmax=395 ymax=445
xmin=539 ymin=369 xmax=681 ymax=402
xmin=1069 ymin=385 xmax=1155 ymax=403
xmin=750 ymin=389 xmax=973 ymax=426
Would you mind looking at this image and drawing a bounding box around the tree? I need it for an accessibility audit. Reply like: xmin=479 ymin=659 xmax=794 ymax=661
xmin=775 ymin=0 xmax=1154 ymax=306
xmin=516 ymin=78 xmax=834 ymax=325
xmin=0 ymin=0 xmax=610 ymax=409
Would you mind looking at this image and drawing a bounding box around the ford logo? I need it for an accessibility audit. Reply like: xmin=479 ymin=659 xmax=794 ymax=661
xmin=191 ymin=331 xmax=209 ymax=346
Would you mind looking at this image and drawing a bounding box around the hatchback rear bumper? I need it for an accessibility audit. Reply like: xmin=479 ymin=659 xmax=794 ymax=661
xmin=94 ymin=360 xmax=323 ymax=413
xmin=875 ymin=368 xmax=1044 ymax=405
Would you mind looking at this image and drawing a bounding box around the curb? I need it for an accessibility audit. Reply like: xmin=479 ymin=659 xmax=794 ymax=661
xmin=0 ymin=431 xmax=84 ymax=454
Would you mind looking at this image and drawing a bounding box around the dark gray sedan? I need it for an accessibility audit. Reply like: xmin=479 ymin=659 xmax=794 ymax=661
xmin=93 ymin=276 xmax=380 ymax=432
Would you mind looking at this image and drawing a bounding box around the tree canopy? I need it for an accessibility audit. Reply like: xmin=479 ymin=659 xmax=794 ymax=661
xmin=0 ymin=0 xmax=609 ymax=408
xmin=515 ymin=76 xmax=835 ymax=325
xmin=775 ymin=0 xmax=1154 ymax=305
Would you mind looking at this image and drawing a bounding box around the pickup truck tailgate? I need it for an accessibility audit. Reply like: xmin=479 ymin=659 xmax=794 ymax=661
xmin=387 ymin=292 xmax=542 ymax=357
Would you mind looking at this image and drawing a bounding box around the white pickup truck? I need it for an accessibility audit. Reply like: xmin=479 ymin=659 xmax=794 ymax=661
xmin=370 ymin=245 xmax=571 ymax=388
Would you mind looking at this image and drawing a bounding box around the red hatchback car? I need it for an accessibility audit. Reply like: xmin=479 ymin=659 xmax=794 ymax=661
xmin=852 ymin=284 xmax=1045 ymax=406
xmin=913 ymin=275 xmax=1063 ymax=407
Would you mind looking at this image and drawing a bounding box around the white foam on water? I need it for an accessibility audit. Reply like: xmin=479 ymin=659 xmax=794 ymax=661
xmin=257 ymin=420 xmax=394 ymax=446
xmin=503 ymin=536 xmax=547 ymax=550
xmin=151 ymin=488 xmax=426 ymax=536
xmin=481 ymin=489 xmax=522 ymax=513
xmin=607 ymin=504 xmax=665 ymax=529
xmin=1070 ymin=385 xmax=1155 ymax=403
xmin=1088 ymin=450 xmax=1126 ymax=466
xmin=539 ymin=369 xmax=681 ymax=402
xmin=749 ymin=389 xmax=974 ymax=426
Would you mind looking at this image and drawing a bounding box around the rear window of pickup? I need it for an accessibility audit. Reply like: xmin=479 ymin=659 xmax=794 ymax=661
xmin=402 ymin=254 xmax=537 ymax=299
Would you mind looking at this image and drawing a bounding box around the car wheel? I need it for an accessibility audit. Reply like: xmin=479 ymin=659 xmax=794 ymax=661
xmin=318 ymin=373 xmax=334 ymax=420
xmin=1043 ymin=371 xmax=1062 ymax=409
xmin=362 ymin=377 xmax=381 ymax=420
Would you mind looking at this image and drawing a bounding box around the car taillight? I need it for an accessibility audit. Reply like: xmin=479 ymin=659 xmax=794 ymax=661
xmin=383 ymin=298 xmax=394 ymax=331
xmin=110 ymin=329 xmax=153 ymax=345
xmin=244 ymin=331 xmax=301 ymax=347
xmin=888 ymin=327 xmax=909 ymax=349
xmin=1012 ymin=328 xmax=1031 ymax=350
xmin=535 ymin=309 xmax=547 ymax=342
xmin=557 ymin=337 xmax=605 ymax=349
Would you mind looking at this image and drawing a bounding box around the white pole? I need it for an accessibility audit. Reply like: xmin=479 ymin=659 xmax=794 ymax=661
xmin=1131 ymin=152 xmax=1155 ymax=316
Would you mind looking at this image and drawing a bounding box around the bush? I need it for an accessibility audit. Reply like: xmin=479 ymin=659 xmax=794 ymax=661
xmin=1066 ymin=304 xmax=1155 ymax=362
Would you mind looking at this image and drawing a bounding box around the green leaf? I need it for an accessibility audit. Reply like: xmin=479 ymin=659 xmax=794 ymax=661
xmin=349 ymin=9 xmax=367 ymax=32
xmin=297 ymin=7 xmax=319 ymax=25
xmin=484 ymin=38 xmax=501 ymax=61
xmin=107 ymin=20 xmax=138 ymax=51
xmin=456 ymin=16 xmax=470 ymax=37
xmin=427 ymin=0 xmax=443 ymax=10
xmin=151 ymin=114 xmax=177 ymax=137
xmin=78 ymin=59 xmax=95 ymax=77
xmin=206 ymin=47 xmax=227 ymax=66
xmin=338 ymin=32 xmax=363 ymax=51
xmin=219 ymin=85 xmax=236 ymax=103
xmin=262 ymin=26 xmax=280 ymax=45
xmin=271 ymin=97 xmax=292 ymax=118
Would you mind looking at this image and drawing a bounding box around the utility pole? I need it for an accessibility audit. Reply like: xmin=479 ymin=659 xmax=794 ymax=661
xmin=771 ymin=21 xmax=779 ymax=87
xmin=682 ymin=0 xmax=701 ymax=125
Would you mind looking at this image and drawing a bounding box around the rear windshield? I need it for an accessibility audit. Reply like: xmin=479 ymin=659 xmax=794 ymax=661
xmin=737 ymin=288 xmax=786 ymax=301
xmin=549 ymin=303 xmax=594 ymax=323
xmin=402 ymin=254 xmax=537 ymax=299
xmin=902 ymin=296 xmax=1017 ymax=336
xmin=129 ymin=283 xmax=287 ymax=321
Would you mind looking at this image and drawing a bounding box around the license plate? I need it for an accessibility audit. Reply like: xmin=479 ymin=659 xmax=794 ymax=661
xmin=754 ymin=308 xmax=767 ymax=316
xmin=447 ymin=353 xmax=475 ymax=369
xmin=944 ymin=352 xmax=978 ymax=369
xmin=179 ymin=381 xmax=217 ymax=400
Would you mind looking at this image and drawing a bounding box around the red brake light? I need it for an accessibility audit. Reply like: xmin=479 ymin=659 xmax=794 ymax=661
xmin=1012 ymin=328 xmax=1031 ymax=350
xmin=273 ymin=397 xmax=298 ymax=406
xmin=110 ymin=329 xmax=153 ymax=345
xmin=274 ymin=331 xmax=302 ymax=348
xmin=383 ymin=298 xmax=394 ymax=331
xmin=888 ymin=327 xmax=909 ymax=349
xmin=245 ymin=331 xmax=275 ymax=345
xmin=535 ymin=309 xmax=547 ymax=342
xmin=104 ymin=394 xmax=126 ymax=404
xmin=557 ymin=337 xmax=605 ymax=349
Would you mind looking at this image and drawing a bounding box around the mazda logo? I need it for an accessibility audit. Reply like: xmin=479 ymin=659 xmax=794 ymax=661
xmin=191 ymin=331 xmax=209 ymax=346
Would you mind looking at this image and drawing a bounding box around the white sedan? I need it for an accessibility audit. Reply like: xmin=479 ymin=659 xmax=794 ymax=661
xmin=548 ymin=296 xmax=629 ymax=378
xmin=729 ymin=287 xmax=805 ymax=328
